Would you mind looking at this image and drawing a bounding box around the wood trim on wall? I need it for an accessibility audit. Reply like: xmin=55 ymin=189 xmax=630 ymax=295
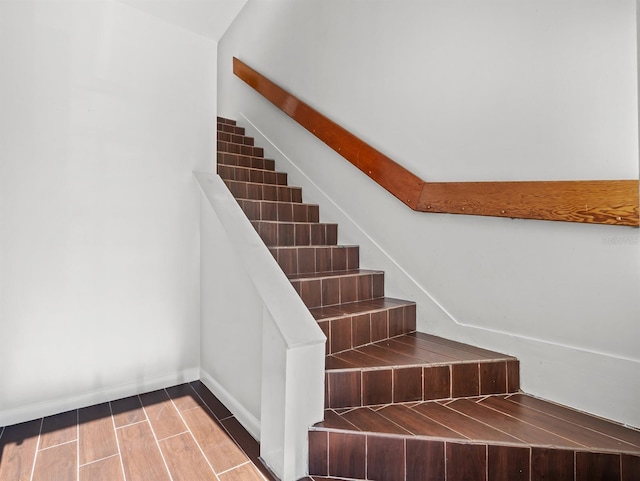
xmin=233 ymin=57 xmax=639 ymax=227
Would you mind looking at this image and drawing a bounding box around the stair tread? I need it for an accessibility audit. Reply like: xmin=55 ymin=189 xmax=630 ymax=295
xmin=325 ymin=333 xmax=515 ymax=371
xmin=313 ymin=395 xmax=640 ymax=455
xmin=288 ymin=269 xmax=383 ymax=281
xmin=253 ymin=220 xmax=335 ymax=227
xmin=310 ymin=297 xmax=414 ymax=320
xmin=219 ymin=164 xmax=283 ymax=175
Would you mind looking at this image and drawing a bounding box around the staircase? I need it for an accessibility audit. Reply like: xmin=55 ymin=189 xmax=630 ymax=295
xmin=216 ymin=117 xmax=640 ymax=481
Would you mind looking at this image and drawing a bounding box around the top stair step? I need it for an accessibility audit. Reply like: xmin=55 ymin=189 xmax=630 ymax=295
xmin=217 ymin=116 xmax=236 ymax=125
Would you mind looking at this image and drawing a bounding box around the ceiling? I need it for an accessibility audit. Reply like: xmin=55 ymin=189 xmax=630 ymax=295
xmin=118 ymin=0 xmax=248 ymax=41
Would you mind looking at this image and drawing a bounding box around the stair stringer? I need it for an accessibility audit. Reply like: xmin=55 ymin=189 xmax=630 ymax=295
xmin=234 ymin=112 xmax=640 ymax=430
xmin=196 ymin=172 xmax=326 ymax=481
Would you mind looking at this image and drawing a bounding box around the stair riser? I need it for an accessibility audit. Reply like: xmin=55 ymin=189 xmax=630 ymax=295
xmin=270 ymin=246 xmax=359 ymax=276
xmin=319 ymin=304 xmax=415 ymax=355
xmin=238 ymin=199 xmax=319 ymax=223
xmin=218 ymin=165 xmax=287 ymax=186
xmin=252 ymin=222 xmax=338 ymax=247
xmin=217 ymin=122 xmax=245 ymax=135
xmin=291 ymin=273 xmax=384 ymax=309
xmin=224 ymin=180 xmax=302 ymax=203
xmin=217 ymin=131 xmax=255 ymax=146
xmin=325 ymin=360 xmax=520 ymax=409
xmin=218 ymin=152 xmax=275 ymax=171
xmin=218 ymin=141 xmax=264 ymax=158
xmin=309 ymin=431 xmax=633 ymax=481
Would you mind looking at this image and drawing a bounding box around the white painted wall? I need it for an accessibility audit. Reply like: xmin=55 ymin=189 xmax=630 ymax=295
xmin=218 ymin=0 xmax=640 ymax=427
xmin=0 ymin=0 xmax=217 ymax=425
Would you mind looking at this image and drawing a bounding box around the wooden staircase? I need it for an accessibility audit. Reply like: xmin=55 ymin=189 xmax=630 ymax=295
xmin=216 ymin=117 xmax=640 ymax=481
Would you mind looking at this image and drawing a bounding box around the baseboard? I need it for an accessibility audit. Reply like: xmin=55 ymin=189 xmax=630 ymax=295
xmin=199 ymin=368 xmax=261 ymax=440
xmin=0 ymin=368 xmax=200 ymax=427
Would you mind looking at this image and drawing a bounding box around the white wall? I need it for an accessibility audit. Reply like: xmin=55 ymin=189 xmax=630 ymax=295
xmin=218 ymin=0 xmax=640 ymax=427
xmin=0 ymin=0 xmax=217 ymax=425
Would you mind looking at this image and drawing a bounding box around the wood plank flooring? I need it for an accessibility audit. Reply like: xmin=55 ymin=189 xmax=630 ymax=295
xmin=0 ymin=382 xmax=275 ymax=481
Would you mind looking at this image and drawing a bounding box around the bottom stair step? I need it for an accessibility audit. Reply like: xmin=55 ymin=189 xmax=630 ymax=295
xmin=309 ymin=394 xmax=640 ymax=481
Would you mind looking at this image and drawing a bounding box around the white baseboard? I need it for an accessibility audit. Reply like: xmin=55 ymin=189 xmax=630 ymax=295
xmin=0 ymin=368 xmax=200 ymax=427
xmin=199 ymin=368 xmax=261 ymax=440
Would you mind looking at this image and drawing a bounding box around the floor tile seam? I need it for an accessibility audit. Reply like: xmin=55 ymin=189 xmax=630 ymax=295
xmin=446 ymin=402 xmax=590 ymax=450
xmin=477 ymin=400 xmax=594 ymax=450
xmin=328 ymin=334 xmax=449 ymax=359
xmin=155 ymin=429 xmax=190 ymax=442
xmin=386 ymin=339 xmax=494 ymax=363
xmin=504 ymin=394 xmax=640 ymax=449
xmin=78 ymin=452 xmax=120 ymax=468
xmin=113 ymin=418 xmax=148 ymax=430
xmin=165 ymin=388 xmax=221 ymax=480
xmin=137 ymin=393 xmax=176 ymax=481
xmin=215 ymin=459 xmax=260 ymax=478
xmin=108 ymin=399 xmax=128 ymax=481
xmin=28 ymin=417 xmax=44 ymax=481
xmin=484 ymin=398 xmax=640 ymax=452
xmin=37 ymin=437 xmax=78 ymax=452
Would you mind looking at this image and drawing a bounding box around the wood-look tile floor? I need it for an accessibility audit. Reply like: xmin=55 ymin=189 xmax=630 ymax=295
xmin=0 ymin=381 xmax=277 ymax=481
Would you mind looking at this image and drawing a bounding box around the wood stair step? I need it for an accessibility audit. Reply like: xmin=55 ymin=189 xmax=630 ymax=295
xmin=238 ymin=199 xmax=320 ymax=223
xmin=218 ymin=164 xmax=288 ymax=186
xmin=252 ymin=221 xmax=338 ymax=247
xmin=216 ymin=116 xmax=236 ymax=125
xmin=309 ymin=395 xmax=640 ymax=480
xmin=270 ymin=245 xmax=359 ymax=276
xmin=310 ymin=298 xmax=416 ymax=355
xmin=223 ymin=180 xmax=302 ymax=203
xmin=218 ymin=140 xmax=264 ymax=158
xmin=217 ymin=130 xmax=255 ymax=146
xmin=217 ymin=122 xmax=246 ymax=135
xmin=289 ymin=269 xmax=384 ymax=309
xmin=324 ymin=333 xmax=519 ymax=408
xmin=217 ymin=152 xmax=276 ymax=171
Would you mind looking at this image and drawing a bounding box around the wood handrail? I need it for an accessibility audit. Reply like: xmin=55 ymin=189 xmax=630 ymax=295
xmin=233 ymin=57 xmax=639 ymax=227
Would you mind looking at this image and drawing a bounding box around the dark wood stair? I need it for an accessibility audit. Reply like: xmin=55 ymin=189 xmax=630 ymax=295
xmin=216 ymin=117 xmax=640 ymax=481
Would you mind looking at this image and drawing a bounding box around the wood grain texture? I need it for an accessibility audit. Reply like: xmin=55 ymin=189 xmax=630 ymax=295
xmin=233 ymin=57 xmax=639 ymax=226
xmin=116 ymin=422 xmax=171 ymax=481
xmin=0 ymin=420 xmax=41 ymax=481
xmin=78 ymin=455 xmax=124 ymax=481
xmin=32 ymin=442 xmax=77 ymax=481
xmin=233 ymin=57 xmax=424 ymax=209
xmin=418 ymin=180 xmax=639 ymax=226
